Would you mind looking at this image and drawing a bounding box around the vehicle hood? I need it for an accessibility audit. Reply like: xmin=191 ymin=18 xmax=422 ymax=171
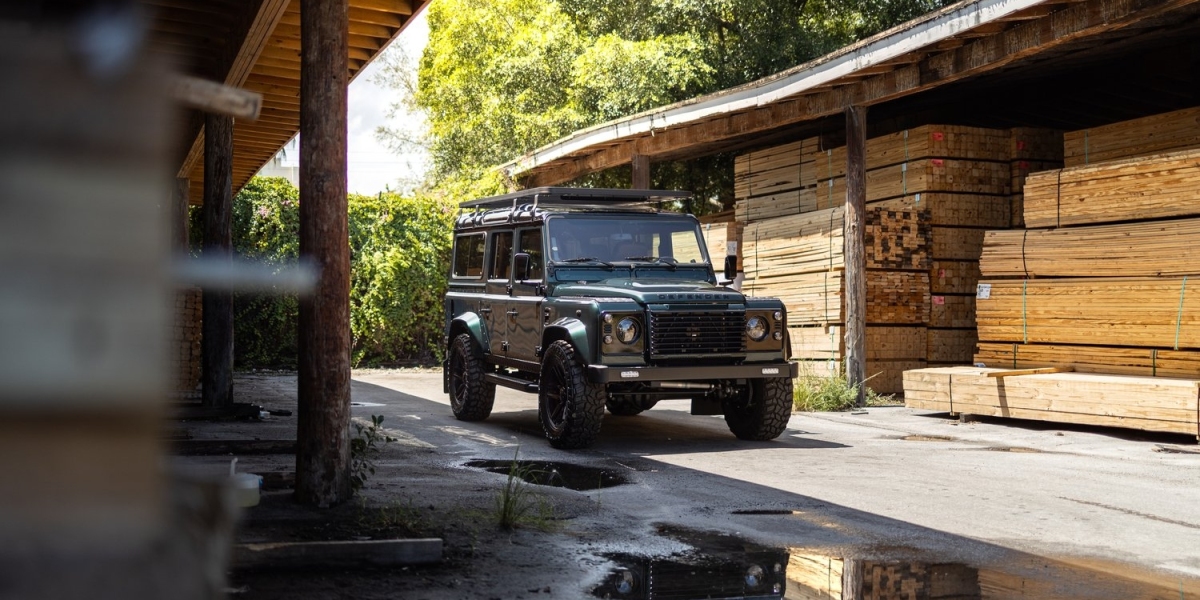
xmin=551 ymin=279 xmax=745 ymax=304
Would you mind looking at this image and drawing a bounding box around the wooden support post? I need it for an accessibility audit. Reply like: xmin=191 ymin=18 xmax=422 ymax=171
xmin=631 ymin=154 xmax=650 ymax=189
xmin=201 ymin=114 xmax=233 ymax=409
xmin=296 ymin=0 xmax=352 ymax=507
xmin=172 ymin=177 xmax=189 ymax=253
xmin=844 ymin=106 xmax=868 ymax=407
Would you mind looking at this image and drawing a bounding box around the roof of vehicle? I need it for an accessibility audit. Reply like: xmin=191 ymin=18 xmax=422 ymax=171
xmin=454 ymin=187 xmax=697 ymax=230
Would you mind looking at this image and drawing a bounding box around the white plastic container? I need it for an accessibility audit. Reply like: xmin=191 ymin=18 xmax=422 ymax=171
xmin=229 ymin=458 xmax=262 ymax=508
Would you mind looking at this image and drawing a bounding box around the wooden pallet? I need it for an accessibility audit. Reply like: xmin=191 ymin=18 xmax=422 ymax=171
xmin=975 ymin=342 xmax=1200 ymax=378
xmin=1024 ymin=147 xmax=1200 ymax=228
xmin=903 ymin=366 xmax=1200 ymax=436
xmin=1063 ymin=106 xmax=1200 ymax=167
xmin=981 ymin=217 xmax=1200 ymax=278
xmin=789 ymin=325 xmax=927 ymax=361
xmin=975 ymin=277 xmax=1200 ymax=348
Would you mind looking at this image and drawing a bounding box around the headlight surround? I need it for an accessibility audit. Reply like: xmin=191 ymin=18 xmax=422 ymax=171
xmin=615 ymin=317 xmax=640 ymax=344
xmin=746 ymin=316 xmax=769 ymax=341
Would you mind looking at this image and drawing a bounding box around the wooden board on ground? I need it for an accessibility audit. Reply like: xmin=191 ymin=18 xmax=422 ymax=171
xmin=789 ymin=325 xmax=926 ymax=361
xmin=1023 ymin=147 xmax=1200 ymax=228
xmin=981 ymin=217 xmax=1200 ymax=278
xmin=903 ymin=366 xmax=1200 ymax=435
xmin=1063 ymin=106 xmax=1200 ymax=167
xmin=975 ymin=277 xmax=1200 ymax=348
xmin=974 ymin=342 xmax=1200 ymax=378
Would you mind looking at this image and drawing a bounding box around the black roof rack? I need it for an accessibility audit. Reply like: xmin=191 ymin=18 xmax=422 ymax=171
xmin=459 ymin=187 xmax=692 ymax=210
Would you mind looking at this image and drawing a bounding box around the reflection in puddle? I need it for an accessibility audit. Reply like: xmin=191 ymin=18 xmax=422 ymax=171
xmin=463 ymin=459 xmax=629 ymax=491
xmin=594 ymin=526 xmax=1200 ymax=600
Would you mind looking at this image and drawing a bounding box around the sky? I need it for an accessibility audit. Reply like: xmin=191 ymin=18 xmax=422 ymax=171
xmin=271 ymin=8 xmax=431 ymax=195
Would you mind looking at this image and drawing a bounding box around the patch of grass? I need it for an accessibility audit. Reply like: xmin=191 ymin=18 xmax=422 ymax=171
xmin=493 ymin=447 xmax=558 ymax=531
xmin=350 ymin=414 xmax=397 ymax=493
xmin=792 ymin=362 xmax=894 ymax=412
xmin=356 ymin=497 xmax=425 ymax=538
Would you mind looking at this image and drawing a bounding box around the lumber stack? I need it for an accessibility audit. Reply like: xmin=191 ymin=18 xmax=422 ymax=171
xmin=734 ymin=138 xmax=819 ymax=222
xmin=935 ymin=107 xmax=1200 ymax=435
xmin=903 ymin=367 xmax=1200 ymax=436
xmin=1008 ymin=127 xmax=1064 ymax=227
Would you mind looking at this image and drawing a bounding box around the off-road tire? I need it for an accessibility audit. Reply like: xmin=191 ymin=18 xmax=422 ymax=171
xmin=605 ymin=395 xmax=658 ymax=416
xmin=723 ymin=377 xmax=792 ymax=441
xmin=448 ymin=333 xmax=495 ymax=421
xmin=538 ymin=340 xmax=606 ymax=449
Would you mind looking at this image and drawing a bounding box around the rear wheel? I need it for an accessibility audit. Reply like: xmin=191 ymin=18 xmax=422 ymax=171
xmin=723 ymin=377 xmax=792 ymax=441
xmin=605 ymin=394 xmax=658 ymax=416
xmin=538 ymin=340 xmax=606 ymax=449
xmin=448 ymin=333 xmax=495 ymax=421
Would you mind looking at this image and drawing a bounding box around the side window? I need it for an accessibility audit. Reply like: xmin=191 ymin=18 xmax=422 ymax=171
xmin=518 ymin=228 xmax=544 ymax=280
xmin=451 ymin=233 xmax=485 ymax=278
xmin=491 ymin=231 xmax=513 ymax=281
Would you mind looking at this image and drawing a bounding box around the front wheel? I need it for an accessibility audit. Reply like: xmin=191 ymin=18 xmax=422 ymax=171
xmin=448 ymin=333 xmax=495 ymax=421
xmin=538 ymin=340 xmax=606 ymax=449
xmin=723 ymin=377 xmax=792 ymax=441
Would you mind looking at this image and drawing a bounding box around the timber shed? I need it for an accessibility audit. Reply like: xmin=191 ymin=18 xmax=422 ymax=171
xmin=503 ymin=0 xmax=1200 ymax=437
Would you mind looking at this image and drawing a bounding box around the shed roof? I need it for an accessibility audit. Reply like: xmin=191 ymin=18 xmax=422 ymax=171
xmin=503 ymin=0 xmax=1200 ymax=187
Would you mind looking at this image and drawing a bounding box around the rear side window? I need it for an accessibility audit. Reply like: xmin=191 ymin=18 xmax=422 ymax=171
xmin=518 ymin=229 xmax=544 ymax=280
xmin=452 ymin=233 xmax=485 ymax=278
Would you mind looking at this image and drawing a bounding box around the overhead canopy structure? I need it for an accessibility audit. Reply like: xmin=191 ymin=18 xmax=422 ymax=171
xmin=503 ymin=0 xmax=1200 ymax=187
xmin=143 ymin=0 xmax=428 ymax=202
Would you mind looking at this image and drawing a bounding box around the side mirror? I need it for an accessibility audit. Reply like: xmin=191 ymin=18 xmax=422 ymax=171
xmin=723 ymin=255 xmax=737 ymax=281
xmin=513 ymin=252 xmax=531 ymax=281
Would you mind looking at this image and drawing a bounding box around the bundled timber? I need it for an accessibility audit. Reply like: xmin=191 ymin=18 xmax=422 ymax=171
xmin=875 ymin=193 xmax=1010 ymax=228
xmin=748 ymin=270 xmax=930 ymax=326
xmin=734 ymin=138 xmax=818 ymax=197
xmin=932 ymin=227 xmax=986 ymax=261
xmin=700 ymin=218 xmax=741 ymax=269
xmin=1010 ymin=159 xmax=1062 ymax=228
xmin=742 ymin=208 xmax=929 ymax=281
xmin=1023 ymin=147 xmax=1200 ymax=228
xmin=975 ymin=342 xmax=1200 ymax=378
xmin=931 ymin=260 xmax=981 ymax=295
xmin=929 ymin=294 xmax=975 ymax=328
xmin=809 ymin=125 xmax=1011 ymax=180
xmin=735 ymin=188 xmax=819 ymax=222
xmin=802 ymin=359 xmax=926 ymax=396
xmin=790 ymin=325 xmax=926 ymax=361
xmin=1009 ymin=128 xmax=1064 ymax=162
xmin=1063 ymin=106 xmax=1200 ymax=167
xmin=927 ymin=328 xmax=978 ymax=363
xmin=819 ymin=159 xmax=1011 ymax=204
xmin=981 ymin=217 xmax=1200 ymax=278
xmin=903 ymin=367 xmax=1200 ymax=436
xmin=975 ymin=277 xmax=1200 ymax=348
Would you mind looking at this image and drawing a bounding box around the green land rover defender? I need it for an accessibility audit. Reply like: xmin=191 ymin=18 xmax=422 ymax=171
xmin=442 ymin=187 xmax=797 ymax=449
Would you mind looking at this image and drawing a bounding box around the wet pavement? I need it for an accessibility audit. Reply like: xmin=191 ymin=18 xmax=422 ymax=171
xmin=191 ymin=371 xmax=1200 ymax=599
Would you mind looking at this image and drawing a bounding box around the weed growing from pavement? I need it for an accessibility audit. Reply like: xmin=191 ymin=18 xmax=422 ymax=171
xmin=494 ymin=446 xmax=558 ymax=531
xmin=350 ymin=414 xmax=397 ymax=493
xmin=793 ymin=362 xmax=894 ymax=412
xmin=356 ymin=497 xmax=425 ymax=538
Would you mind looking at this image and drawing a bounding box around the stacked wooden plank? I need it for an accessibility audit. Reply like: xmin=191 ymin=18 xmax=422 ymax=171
xmin=734 ymin=138 xmax=819 ymax=222
xmin=699 ymin=211 xmax=742 ymax=270
xmin=904 ymin=367 xmax=1200 ymax=436
xmin=912 ymin=108 xmax=1200 ymax=435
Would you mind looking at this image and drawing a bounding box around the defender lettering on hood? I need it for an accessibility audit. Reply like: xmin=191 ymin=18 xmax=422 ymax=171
xmin=443 ymin=187 xmax=798 ymax=449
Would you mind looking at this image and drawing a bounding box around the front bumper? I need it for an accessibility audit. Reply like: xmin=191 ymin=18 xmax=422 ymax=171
xmin=587 ymin=362 xmax=798 ymax=384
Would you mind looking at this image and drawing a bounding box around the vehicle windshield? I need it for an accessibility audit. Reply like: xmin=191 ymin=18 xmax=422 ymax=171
xmin=547 ymin=215 xmax=710 ymax=265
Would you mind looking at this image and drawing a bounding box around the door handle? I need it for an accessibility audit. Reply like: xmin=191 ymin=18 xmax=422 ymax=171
xmin=480 ymin=307 xmax=492 ymax=314
xmin=506 ymin=309 xmax=518 ymax=317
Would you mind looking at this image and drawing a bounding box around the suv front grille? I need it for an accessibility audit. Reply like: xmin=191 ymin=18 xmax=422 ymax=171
xmin=648 ymin=310 xmax=746 ymax=356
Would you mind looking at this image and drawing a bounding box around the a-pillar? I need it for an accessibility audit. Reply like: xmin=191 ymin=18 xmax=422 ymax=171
xmin=843 ymin=106 xmax=868 ymax=407
xmin=296 ymin=0 xmax=352 ymax=507
xmin=202 ymin=115 xmax=233 ymax=408
xmin=631 ymin=154 xmax=650 ymax=189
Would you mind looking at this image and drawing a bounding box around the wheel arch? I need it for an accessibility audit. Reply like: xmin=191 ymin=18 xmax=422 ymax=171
xmin=541 ymin=318 xmax=592 ymax=364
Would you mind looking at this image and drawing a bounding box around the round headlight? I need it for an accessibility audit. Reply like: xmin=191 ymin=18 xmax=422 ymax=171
xmin=745 ymin=565 xmax=765 ymax=588
xmin=615 ymin=317 xmax=640 ymax=344
xmin=746 ymin=316 xmax=769 ymax=341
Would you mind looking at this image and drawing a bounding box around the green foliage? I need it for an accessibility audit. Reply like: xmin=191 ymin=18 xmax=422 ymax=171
xmin=382 ymin=0 xmax=956 ymax=207
xmin=221 ymin=176 xmax=454 ymax=368
xmin=494 ymin=447 xmax=557 ymax=531
xmin=350 ymin=415 xmax=398 ymax=493
xmin=792 ymin=361 xmax=894 ymax=412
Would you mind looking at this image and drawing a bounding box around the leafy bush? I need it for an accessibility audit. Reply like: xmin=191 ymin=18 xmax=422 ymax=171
xmin=792 ymin=361 xmax=893 ymax=412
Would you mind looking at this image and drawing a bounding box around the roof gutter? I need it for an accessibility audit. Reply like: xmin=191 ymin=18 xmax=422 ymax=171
xmin=503 ymin=0 xmax=1049 ymax=177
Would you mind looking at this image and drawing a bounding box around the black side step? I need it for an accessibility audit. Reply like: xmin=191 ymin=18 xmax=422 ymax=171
xmin=484 ymin=372 xmax=539 ymax=393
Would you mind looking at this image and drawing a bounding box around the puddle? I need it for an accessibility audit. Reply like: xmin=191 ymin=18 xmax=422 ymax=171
xmin=463 ymin=460 xmax=629 ymax=491
xmin=901 ymin=434 xmax=957 ymax=442
xmin=594 ymin=525 xmax=1200 ymax=600
xmin=349 ymin=401 xmax=385 ymax=407
xmin=731 ymin=509 xmax=800 ymax=515
xmin=986 ymin=445 xmax=1042 ymax=453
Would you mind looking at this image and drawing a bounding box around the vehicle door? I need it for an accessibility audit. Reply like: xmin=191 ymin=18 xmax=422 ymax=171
xmin=484 ymin=230 xmax=513 ymax=357
xmin=506 ymin=227 xmax=546 ymax=365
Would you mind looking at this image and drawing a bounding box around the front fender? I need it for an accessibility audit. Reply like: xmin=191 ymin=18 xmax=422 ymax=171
xmin=542 ymin=318 xmax=594 ymax=364
xmin=445 ymin=313 xmax=488 ymax=393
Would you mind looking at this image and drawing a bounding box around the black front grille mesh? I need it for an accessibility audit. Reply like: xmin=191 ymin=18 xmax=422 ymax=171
xmin=648 ymin=310 xmax=746 ymax=356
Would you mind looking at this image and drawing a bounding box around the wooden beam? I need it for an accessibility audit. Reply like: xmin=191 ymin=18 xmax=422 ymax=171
xmin=297 ymin=0 xmax=353 ymax=507
xmin=516 ymin=0 xmax=1196 ymax=186
xmin=201 ymin=113 xmax=234 ymax=409
xmin=351 ymin=0 xmax=415 ymax=15
xmin=843 ymin=105 xmax=868 ymax=407
xmin=985 ymin=367 xmax=1074 ymax=377
xmin=169 ymin=74 xmax=262 ymax=120
xmin=631 ymin=154 xmax=650 ymax=189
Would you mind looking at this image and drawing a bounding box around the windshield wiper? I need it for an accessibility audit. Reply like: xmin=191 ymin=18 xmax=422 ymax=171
xmin=624 ymin=256 xmax=679 ymax=270
xmin=557 ymin=257 xmax=614 ymax=268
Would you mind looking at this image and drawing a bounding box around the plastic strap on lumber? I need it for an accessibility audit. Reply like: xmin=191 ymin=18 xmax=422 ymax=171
xmin=1055 ymin=170 xmax=1062 ymax=229
xmin=1012 ymin=343 xmax=1018 ymax=369
xmin=1175 ymin=275 xmax=1188 ymax=350
xmin=1021 ymin=229 xmax=1030 ymax=279
xmin=1022 ymin=280 xmax=1029 ymax=344
xmin=1152 ymin=348 xmax=1158 ymax=377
